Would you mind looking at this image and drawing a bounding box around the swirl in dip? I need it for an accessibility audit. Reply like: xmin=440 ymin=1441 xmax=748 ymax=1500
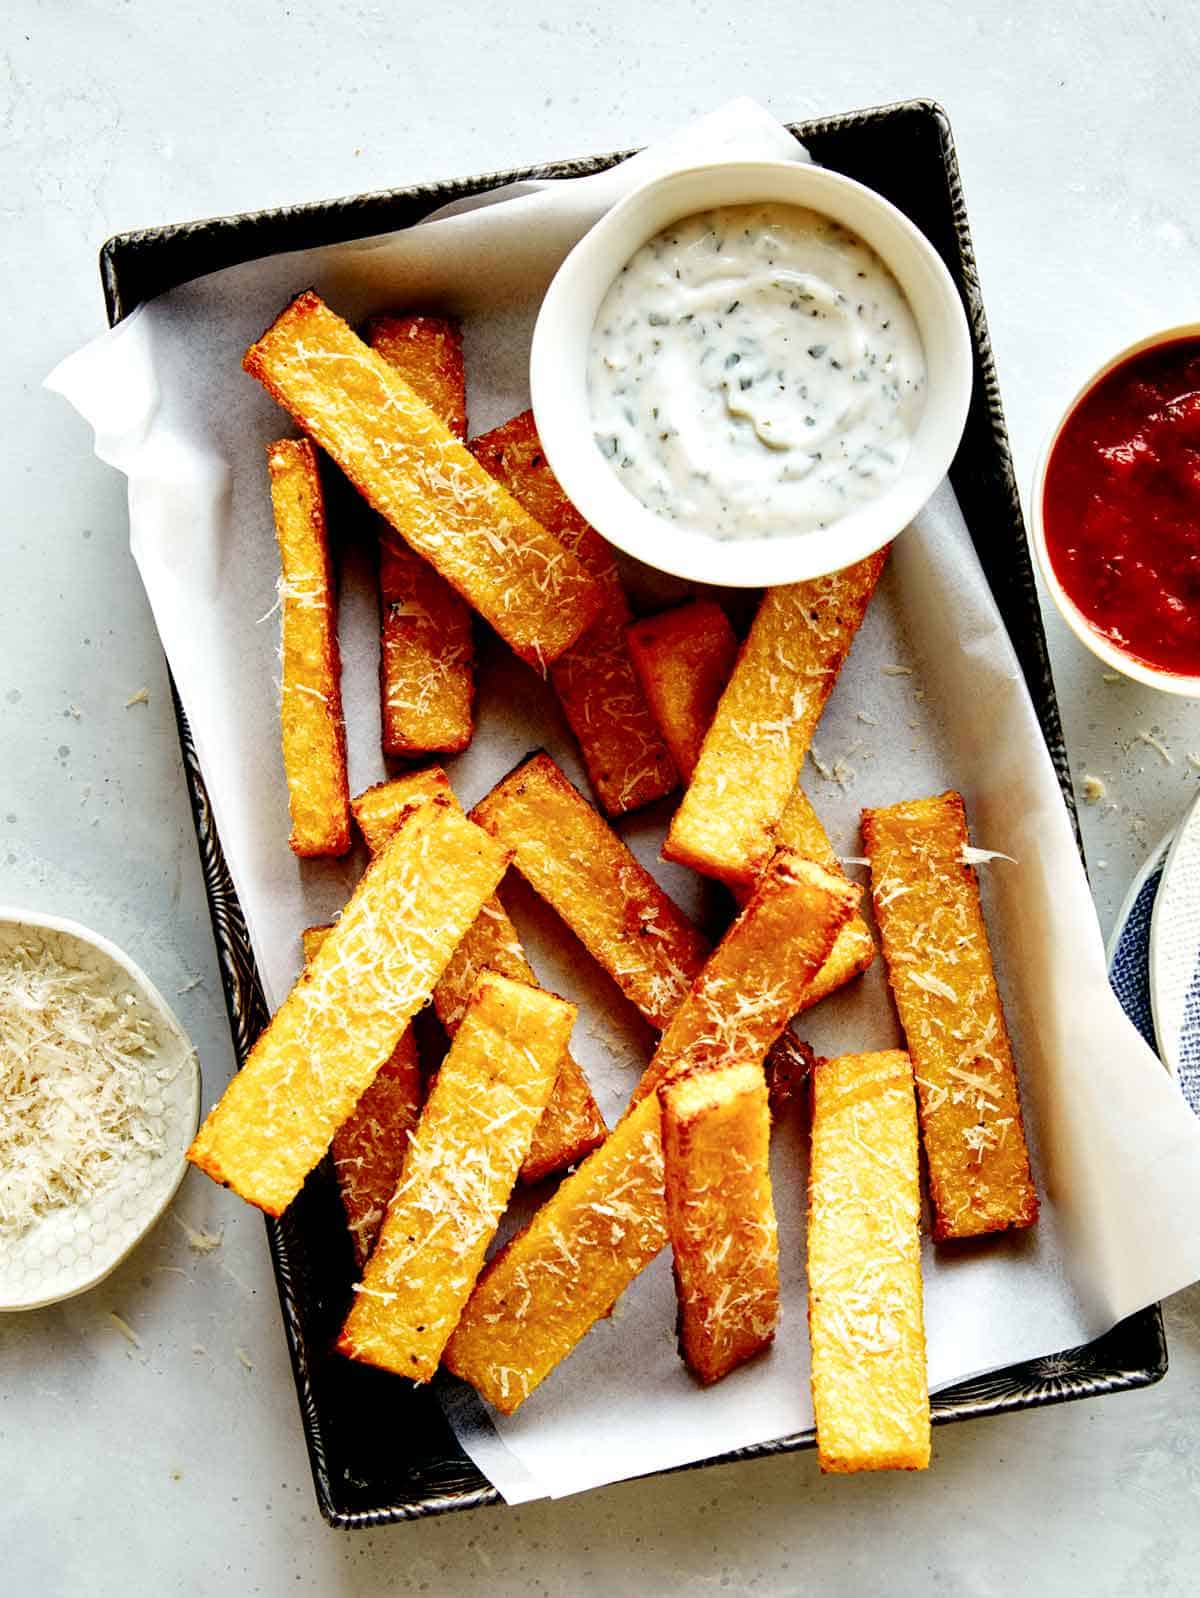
xmin=1042 ymin=335 xmax=1200 ymax=678
xmin=587 ymin=202 xmax=927 ymax=542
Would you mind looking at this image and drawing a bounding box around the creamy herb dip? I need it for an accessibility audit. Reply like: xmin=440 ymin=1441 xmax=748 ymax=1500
xmin=588 ymin=202 xmax=927 ymax=540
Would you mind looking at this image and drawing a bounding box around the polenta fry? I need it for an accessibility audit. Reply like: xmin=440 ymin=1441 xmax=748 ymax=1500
xmin=663 ymin=550 xmax=888 ymax=887
xmin=770 ymin=787 xmax=876 ymax=1011
xmin=351 ymin=771 xmax=607 ymax=1182
xmin=443 ymin=1093 xmax=668 ymax=1413
xmin=377 ymin=538 xmax=474 ymax=755
xmin=301 ymin=924 xmax=423 ymax=1269
xmin=660 ymin=1063 xmax=778 ymax=1385
xmin=368 ymin=314 xmax=474 ymax=757
xmin=470 ymin=752 xmax=711 ymax=1029
xmin=630 ymin=851 xmax=860 ymax=1107
xmin=862 ymin=792 xmax=1038 ymax=1240
xmin=338 ymin=973 xmax=574 ymax=1380
xmin=266 ymin=437 xmax=350 ymax=857
xmin=472 ymin=411 xmax=677 ymax=815
xmin=808 ymin=1050 xmax=930 ymax=1473
xmin=366 ymin=313 xmax=467 ymax=440
xmin=625 ymin=599 xmax=739 ymax=784
xmin=187 ymin=795 xmax=509 ymax=1215
xmin=629 ymin=600 xmax=875 ymax=1010
xmin=243 ymin=292 xmax=604 ymax=669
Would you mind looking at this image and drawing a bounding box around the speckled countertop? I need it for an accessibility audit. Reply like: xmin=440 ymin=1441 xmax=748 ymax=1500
xmin=3 ymin=4 xmax=1199 ymax=1593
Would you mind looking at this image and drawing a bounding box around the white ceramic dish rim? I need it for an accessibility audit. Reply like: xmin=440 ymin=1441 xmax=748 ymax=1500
xmin=0 ymin=906 xmax=201 ymax=1312
xmin=1028 ymin=320 xmax=1200 ymax=697
xmin=530 ymin=158 xmax=974 ymax=587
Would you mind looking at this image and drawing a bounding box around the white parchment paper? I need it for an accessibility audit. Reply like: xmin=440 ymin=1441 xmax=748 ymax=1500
xmin=48 ymin=101 xmax=1200 ymax=1503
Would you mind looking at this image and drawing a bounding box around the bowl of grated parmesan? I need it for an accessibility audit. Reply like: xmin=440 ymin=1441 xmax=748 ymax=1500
xmin=0 ymin=909 xmax=200 ymax=1312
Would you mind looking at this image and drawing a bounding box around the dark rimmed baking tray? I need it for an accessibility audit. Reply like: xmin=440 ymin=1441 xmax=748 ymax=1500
xmin=99 ymin=98 xmax=1167 ymax=1529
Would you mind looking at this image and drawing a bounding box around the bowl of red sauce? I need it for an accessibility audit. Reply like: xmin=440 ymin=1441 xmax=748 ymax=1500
xmin=1031 ymin=323 xmax=1200 ymax=694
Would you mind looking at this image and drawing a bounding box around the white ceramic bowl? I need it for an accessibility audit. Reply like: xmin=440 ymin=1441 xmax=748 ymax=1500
xmin=530 ymin=159 xmax=974 ymax=587
xmin=0 ymin=909 xmax=200 ymax=1312
xmin=1029 ymin=321 xmax=1200 ymax=697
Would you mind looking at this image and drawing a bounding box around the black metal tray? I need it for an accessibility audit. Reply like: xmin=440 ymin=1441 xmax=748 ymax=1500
xmin=100 ymin=98 xmax=1167 ymax=1529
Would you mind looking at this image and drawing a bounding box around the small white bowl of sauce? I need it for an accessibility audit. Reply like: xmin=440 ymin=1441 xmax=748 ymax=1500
xmin=1029 ymin=323 xmax=1200 ymax=696
xmin=531 ymin=159 xmax=973 ymax=586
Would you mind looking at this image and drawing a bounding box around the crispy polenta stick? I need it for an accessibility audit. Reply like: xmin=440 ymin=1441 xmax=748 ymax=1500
xmin=378 ymin=537 xmax=474 ymax=753
xmin=470 ymin=752 xmax=711 ymax=1029
xmin=368 ymin=315 xmax=474 ymax=757
xmin=351 ymin=766 xmax=450 ymax=855
xmin=338 ymin=973 xmax=574 ymax=1380
xmin=443 ymin=1093 xmax=667 ymax=1413
xmin=243 ymin=292 xmax=604 ymax=669
xmin=660 ymin=1063 xmax=778 ymax=1385
xmin=862 ymin=792 xmax=1038 ymax=1240
xmin=352 ymin=771 xmax=607 ymax=1182
xmin=302 ymin=924 xmax=423 ymax=1269
xmin=664 ymin=549 xmax=888 ymax=887
xmin=187 ymin=796 xmax=509 ymax=1215
xmin=472 ymin=411 xmax=677 ymax=815
xmin=367 ymin=313 xmax=467 ymax=439
xmin=626 ymin=599 xmax=739 ymax=784
xmin=808 ymin=1050 xmax=930 ymax=1473
xmin=630 ymin=851 xmax=860 ymax=1107
xmin=769 ymin=788 xmax=876 ymax=1010
xmin=266 ymin=437 xmax=350 ymax=856
xmin=627 ymin=597 xmax=875 ymax=1009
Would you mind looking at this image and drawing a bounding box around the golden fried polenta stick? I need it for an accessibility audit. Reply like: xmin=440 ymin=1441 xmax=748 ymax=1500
xmin=626 ymin=598 xmax=875 ymax=1009
xmin=266 ymin=438 xmax=350 ymax=856
xmin=302 ymin=924 xmax=423 ymax=1269
xmin=769 ymin=788 xmax=876 ymax=1011
xmin=350 ymin=767 xmax=449 ymax=855
xmin=187 ymin=796 xmax=509 ymax=1215
xmin=443 ymin=1093 xmax=667 ymax=1412
xmin=660 ymin=1062 xmax=778 ymax=1385
xmin=625 ymin=599 xmax=739 ymax=784
xmin=629 ymin=851 xmax=860 ymax=1107
xmin=367 ymin=313 xmax=467 ymax=440
xmin=471 ymin=752 xmax=711 ymax=1029
xmin=808 ymin=1050 xmax=930 ymax=1473
xmin=368 ymin=315 xmax=474 ymax=757
xmin=338 ymin=973 xmax=574 ymax=1380
xmin=351 ymin=771 xmax=607 ymax=1182
xmin=378 ymin=534 xmax=474 ymax=754
xmin=243 ymin=292 xmax=604 ymax=669
xmin=472 ymin=411 xmax=677 ymax=815
xmin=664 ymin=550 xmax=888 ymax=887
xmin=862 ymin=792 xmax=1038 ymax=1241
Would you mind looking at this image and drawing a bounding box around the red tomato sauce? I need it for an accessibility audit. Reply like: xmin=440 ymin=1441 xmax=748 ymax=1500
xmin=1042 ymin=335 xmax=1200 ymax=676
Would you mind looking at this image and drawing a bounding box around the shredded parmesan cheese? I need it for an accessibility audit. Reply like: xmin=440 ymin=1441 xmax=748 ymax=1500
xmin=176 ymin=1217 xmax=223 ymax=1253
xmin=1081 ymin=774 xmax=1107 ymax=804
xmin=0 ymin=943 xmax=173 ymax=1239
xmin=1134 ymin=729 xmax=1173 ymax=766
xmin=124 ymin=688 xmax=150 ymax=708
xmin=108 ymin=1311 xmax=142 ymax=1348
xmin=960 ymin=846 xmax=1017 ymax=865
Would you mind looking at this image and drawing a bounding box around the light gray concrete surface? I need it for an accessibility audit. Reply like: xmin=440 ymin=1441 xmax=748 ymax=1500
xmin=3 ymin=3 xmax=1199 ymax=1593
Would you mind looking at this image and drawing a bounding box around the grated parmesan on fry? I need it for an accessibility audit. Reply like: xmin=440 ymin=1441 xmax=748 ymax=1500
xmin=960 ymin=846 xmax=1017 ymax=866
xmin=1134 ymin=729 xmax=1174 ymax=766
xmin=0 ymin=943 xmax=172 ymax=1239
